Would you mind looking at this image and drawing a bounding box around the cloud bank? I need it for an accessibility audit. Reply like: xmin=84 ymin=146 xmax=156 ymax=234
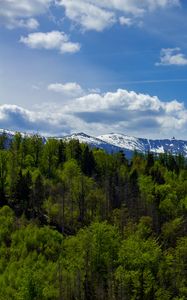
xmin=1 ymin=85 xmax=187 ymax=139
xmin=57 ymin=0 xmax=180 ymax=31
xmin=0 ymin=0 xmax=52 ymax=29
xmin=0 ymin=0 xmax=180 ymax=31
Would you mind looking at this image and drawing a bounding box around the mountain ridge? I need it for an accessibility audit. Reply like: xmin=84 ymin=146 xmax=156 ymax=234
xmin=0 ymin=129 xmax=187 ymax=158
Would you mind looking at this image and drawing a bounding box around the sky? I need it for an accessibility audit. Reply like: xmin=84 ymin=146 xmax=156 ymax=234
xmin=1 ymin=0 xmax=187 ymax=139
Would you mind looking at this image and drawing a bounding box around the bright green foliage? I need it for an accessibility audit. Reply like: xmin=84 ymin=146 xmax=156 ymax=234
xmin=41 ymin=139 xmax=59 ymax=178
xmin=0 ymin=205 xmax=15 ymax=245
xmin=116 ymin=229 xmax=162 ymax=300
xmin=0 ymin=150 xmax=8 ymax=204
xmin=0 ymin=221 xmax=63 ymax=300
xmin=0 ymin=133 xmax=186 ymax=299
xmin=139 ymin=175 xmax=155 ymax=204
xmin=173 ymin=237 xmax=187 ymax=298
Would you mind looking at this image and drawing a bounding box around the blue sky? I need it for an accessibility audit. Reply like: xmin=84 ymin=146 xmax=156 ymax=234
xmin=1 ymin=0 xmax=187 ymax=138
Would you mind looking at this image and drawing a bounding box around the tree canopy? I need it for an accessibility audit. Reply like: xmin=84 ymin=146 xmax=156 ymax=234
xmin=0 ymin=133 xmax=186 ymax=299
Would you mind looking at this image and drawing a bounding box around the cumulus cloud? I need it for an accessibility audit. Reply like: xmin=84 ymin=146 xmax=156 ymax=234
xmin=156 ymin=48 xmax=187 ymax=66
xmin=48 ymin=82 xmax=85 ymax=97
xmin=57 ymin=0 xmax=180 ymax=31
xmin=57 ymin=1 xmax=115 ymax=32
xmin=47 ymin=82 xmax=102 ymax=99
xmin=66 ymin=90 xmax=163 ymax=113
xmin=62 ymin=88 xmax=187 ymax=137
xmin=20 ymin=31 xmax=81 ymax=54
xmin=0 ymin=79 xmax=187 ymax=137
xmin=0 ymin=0 xmax=52 ymax=29
xmin=0 ymin=0 xmax=180 ymax=31
xmin=0 ymin=104 xmax=41 ymax=132
xmin=0 ymin=104 xmax=70 ymax=136
xmin=1 ymin=87 xmax=187 ymax=138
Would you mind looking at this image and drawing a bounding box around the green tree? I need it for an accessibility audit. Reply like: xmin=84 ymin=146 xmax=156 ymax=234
xmin=0 ymin=151 xmax=8 ymax=206
xmin=116 ymin=232 xmax=162 ymax=300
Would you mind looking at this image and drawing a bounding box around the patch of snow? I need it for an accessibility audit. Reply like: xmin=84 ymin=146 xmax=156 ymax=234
xmin=150 ymin=146 xmax=165 ymax=154
xmin=62 ymin=132 xmax=105 ymax=146
xmin=1 ymin=129 xmax=187 ymax=157
xmin=98 ymin=133 xmax=144 ymax=151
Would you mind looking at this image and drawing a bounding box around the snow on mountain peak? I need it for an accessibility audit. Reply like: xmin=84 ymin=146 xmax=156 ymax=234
xmin=1 ymin=129 xmax=187 ymax=157
xmin=97 ymin=133 xmax=187 ymax=156
xmin=98 ymin=133 xmax=145 ymax=151
xmin=62 ymin=132 xmax=107 ymax=146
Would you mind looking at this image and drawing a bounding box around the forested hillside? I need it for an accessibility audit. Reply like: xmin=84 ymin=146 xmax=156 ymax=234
xmin=0 ymin=132 xmax=186 ymax=300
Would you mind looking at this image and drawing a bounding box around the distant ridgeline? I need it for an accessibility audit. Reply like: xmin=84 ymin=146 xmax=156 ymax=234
xmin=1 ymin=129 xmax=187 ymax=158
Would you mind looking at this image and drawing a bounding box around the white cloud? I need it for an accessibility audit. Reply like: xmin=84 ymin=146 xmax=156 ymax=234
xmin=0 ymin=104 xmax=69 ymax=136
xmin=57 ymin=1 xmax=115 ymax=31
xmin=1 ymin=87 xmax=187 ymax=138
xmin=48 ymin=82 xmax=102 ymax=98
xmin=20 ymin=31 xmax=81 ymax=54
xmin=119 ymin=16 xmax=133 ymax=26
xmin=0 ymin=0 xmax=52 ymax=29
xmin=68 ymin=89 xmax=179 ymax=113
xmin=0 ymin=0 xmax=180 ymax=31
xmin=57 ymin=0 xmax=180 ymax=31
xmin=62 ymin=88 xmax=187 ymax=137
xmin=156 ymin=48 xmax=187 ymax=66
xmin=48 ymin=82 xmax=84 ymax=97
xmin=21 ymin=18 xmax=39 ymax=30
xmin=88 ymin=88 xmax=101 ymax=94
xmin=12 ymin=18 xmax=39 ymax=30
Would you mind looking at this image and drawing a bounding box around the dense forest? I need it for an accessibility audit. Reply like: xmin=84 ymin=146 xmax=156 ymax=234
xmin=0 ymin=132 xmax=186 ymax=300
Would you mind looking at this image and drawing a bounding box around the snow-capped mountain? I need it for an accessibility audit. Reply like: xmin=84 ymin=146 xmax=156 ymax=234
xmin=0 ymin=128 xmax=36 ymax=139
xmin=97 ymin=133 xmax=187 ymax=157
xmin=0 ymin=129 xmax=47 ymax=145
xmin=1 ymin=129 xmax=187 ymax=158
xmin=54 ymin=132 xmax=132 ymax=155
xmin=58 ymin=132 xmax=187 ymax=158
xmin=0 ymin=129 xmax=27 ymax=148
